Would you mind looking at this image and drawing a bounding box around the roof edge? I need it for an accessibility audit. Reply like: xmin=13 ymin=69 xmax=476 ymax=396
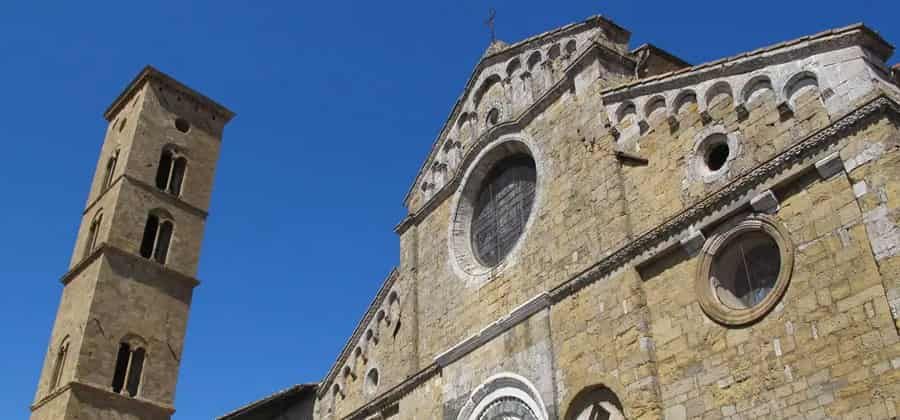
xmin=601 ymin=23 xmax=894 ymax=100
xmin=400 ymin=14 xmax=629 ymax=209
xmin=317 ymin=268 xmax=400 ymax=398
xmin=218 ymin=384 xmax=317 ymax=419
xmin=103 ymin=65 xmax=236 ymax=122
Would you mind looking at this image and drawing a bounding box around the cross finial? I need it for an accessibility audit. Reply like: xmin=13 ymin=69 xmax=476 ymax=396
xmin=485 ymin=8 xmax=496 ymax=43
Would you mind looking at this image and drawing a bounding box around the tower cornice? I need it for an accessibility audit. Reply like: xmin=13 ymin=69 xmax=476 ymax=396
xmin=61 ymin=243 xmax=201 ymax=289
xmin=81 ymin=174 xmax=209 ymax=219
xmin=31 ymin=381 xmax=176 ymax=416
xmin=103 ymin=65 xmax=236 ymax=123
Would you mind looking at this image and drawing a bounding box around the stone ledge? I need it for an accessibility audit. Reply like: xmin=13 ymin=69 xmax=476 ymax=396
xmin=434 ymin=292 xmax=550 ymax=368
xmin=60 ymin=244 xmax=200 ymax=289
xmin=31 ymin=381 xmax=175 ymax=416
xmin=82 ymin=175 xmax=209 ymax=220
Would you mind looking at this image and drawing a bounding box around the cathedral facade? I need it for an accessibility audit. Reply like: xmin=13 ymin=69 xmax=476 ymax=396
xmin=223 ymin=15 xmax=900 ymax=420
xmin=32 ymin=14 xmax=900 ymax=420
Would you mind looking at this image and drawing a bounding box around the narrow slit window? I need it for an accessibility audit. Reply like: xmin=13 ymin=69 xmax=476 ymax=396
xmin=154 ymin=221 xmax=173 ymax=264
xmin=139 ymin=214 xmax=159 ymax=259
xmin=111 ymin=343 xmax=131 ymax=394
xmin=155 ymin=150 xmax=174 ymax=190
xmin=125 ymin=347 xmax=145 ymax=397
xmin=170 ymin=157 xmax=187 ymax=196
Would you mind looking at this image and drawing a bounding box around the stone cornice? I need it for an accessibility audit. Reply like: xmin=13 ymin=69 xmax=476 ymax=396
xmin=31 ymin=381 xmax=175 ymax=415
xmin=600 ymin=24 xmax=893 ymax=103
xmin=104 ymin=65 xmax=235 ymax=123
xmin=338 ymin=93 xmax=900 ymax=419
xmin=400 ymin=15 xmax=635 ymax=211
xmin=435 ymin=292 xmax=550 ymax=367
xmin=82 ymin=175 xmax=209 ymax=220
xmin=396 ymin=41 xmax=634 ymax=234
xmin=317 ymin=269 xmax=399 ymax=398
xmin=61 ymin=243 xmax=201 ymax=289
xmin=551 ymin=94 xmax=899 ymax=302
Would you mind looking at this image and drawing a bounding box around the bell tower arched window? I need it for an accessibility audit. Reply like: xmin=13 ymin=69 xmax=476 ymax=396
xmin=139 ymin=211 xmax=174 ymax=264
xmin=155 ymin=148 xmax=187 ymax=196
xmin=84 ymin=211 xmax=103 ymax=259
xmin=49 ymin=336 xmax=70 ymax=391
xmin=111 ymin=340 xmax=146 ymax=397
xmin=102 ymin=149 xmax=119 ymax=191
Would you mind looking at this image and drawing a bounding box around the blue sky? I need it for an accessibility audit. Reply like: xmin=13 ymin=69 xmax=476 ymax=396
xmin=1 ymin=1 xmax=896 ymax=418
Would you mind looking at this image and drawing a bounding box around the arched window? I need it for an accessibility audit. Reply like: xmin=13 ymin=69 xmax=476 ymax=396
xmin=102 ymin=149 xmax=119 ymax=191
xmin=49 ymin=336 xmax=70 ymax=391
xmin=111 ymin=340 xmax=146 ymax=397
xmin=84 ymin=211 xmax=103 ymax=259
xmin=139 ymin=211 xmax=174 ymax=264
xmin=155 ymin=148 xmax=187 ymax=196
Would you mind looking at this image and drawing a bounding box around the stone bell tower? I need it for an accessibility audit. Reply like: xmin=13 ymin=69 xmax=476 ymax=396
xmin=30 ymin=66 xmax=234 ymax=420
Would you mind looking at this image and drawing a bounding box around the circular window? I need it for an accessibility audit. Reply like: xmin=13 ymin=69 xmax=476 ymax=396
xmin=449 ymin=139 xmax=540 ymax=284
xmin=711 ymin=231 xmax=780 ymax=309
xmin=691 ymin=131 xmax=740 ymax=183
xmin=175 ymin=118 xmax=191 ymax=133
xmin=696 ymin=215 xmax=793 ymax=326
xmin=470 ymin=154 xmax=536 ymax=267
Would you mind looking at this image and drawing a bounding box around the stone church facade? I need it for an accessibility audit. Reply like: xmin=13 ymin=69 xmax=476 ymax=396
xmin=32 ymin=13 xmax=900 ymax=420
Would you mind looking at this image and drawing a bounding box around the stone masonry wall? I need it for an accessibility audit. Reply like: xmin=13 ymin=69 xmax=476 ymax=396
xmin=640 ymin=114 xmax=900 ymax=419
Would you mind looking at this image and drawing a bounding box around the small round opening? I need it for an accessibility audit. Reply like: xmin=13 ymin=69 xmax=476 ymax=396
xmin=174 ymin=118 xmax=190 ymax=133
xmin=705 ymin=142 xmax=729 ymax=171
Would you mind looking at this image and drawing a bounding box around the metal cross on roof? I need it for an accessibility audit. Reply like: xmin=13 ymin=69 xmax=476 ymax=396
xmin=485 ymin=8 xmax=497 ymax=43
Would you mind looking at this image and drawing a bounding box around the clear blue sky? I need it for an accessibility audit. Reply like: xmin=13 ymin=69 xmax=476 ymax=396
xmin=1 ymin=1 xmax=896 ymax=418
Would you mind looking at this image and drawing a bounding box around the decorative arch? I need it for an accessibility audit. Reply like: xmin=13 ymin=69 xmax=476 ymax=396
xmin=643 ymin=95 xmax=667 ymax=121
xmin=527 ymin=51 xmax=542 ymax=71
xmin=564 ymin=39 xmax=577 ymax=56
xmin=740 ymin=74 xmax=774 ymax=104
xmin=457 ymin=373 xmax=548 ymax=420
xmin=614 ymin=101 xmax=637 ymax=125
xmin=506 ymin=58 xmax=522 ymax=78
xmin=474 ymin=74 xmax=503 ymax=109
xmin=547 ymin=44 xmax=561 ymax=61
xmin=783 ymin=70 xmax=820 ymax=107
xmin=672 ymin=90 xmax=698 ymax=115
xmin=387 ymin=291 xmax=401 ymax=322
xmin=703 ymin=80 xmax=734 ymax=110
